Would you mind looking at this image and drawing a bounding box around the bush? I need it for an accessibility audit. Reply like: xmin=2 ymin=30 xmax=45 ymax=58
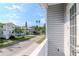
xmin=9 ymin=35 xmax=15 ymax=39
xmin=0 ymin=37 xmax=5 ymax=39
xmin=0 ymin=37 xmax=6 ymax=43
xmin=0 ymin=40 xmax=4 ymax=43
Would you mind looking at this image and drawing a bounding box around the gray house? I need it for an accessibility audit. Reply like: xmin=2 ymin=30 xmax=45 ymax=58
xmin=30 ymin=3 xmax=79 ymax=56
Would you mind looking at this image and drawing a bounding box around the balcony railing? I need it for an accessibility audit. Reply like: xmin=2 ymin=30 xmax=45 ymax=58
xmin=30 ymin=38 xmax=48 ymax=56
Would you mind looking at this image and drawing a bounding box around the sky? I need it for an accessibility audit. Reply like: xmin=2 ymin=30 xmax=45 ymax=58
xmin=0 ymin=3 xmax=46 ymax=27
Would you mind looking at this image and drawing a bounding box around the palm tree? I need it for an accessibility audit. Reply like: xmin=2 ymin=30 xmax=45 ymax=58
xmin=36 ymin=20 xmax=40 ymax=27
xmin=25 ymin=21 xmax=27 ymax=27
xmin=35 ymin=20 xmax=41 ymax=35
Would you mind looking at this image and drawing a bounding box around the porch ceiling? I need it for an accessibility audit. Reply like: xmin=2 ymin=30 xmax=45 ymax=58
xmin=40 ymin=3 xmax=61 ymax=9
xmin=48 ymin=3 xmax=61 ymax=6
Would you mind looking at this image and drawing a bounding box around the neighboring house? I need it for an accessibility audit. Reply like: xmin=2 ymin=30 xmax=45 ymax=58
xmin=28 ymin=27 xmax=34 ymax=35
xmin=28 ymin=27 xmax=39 ymax=35
xmin=0 ymin=23 xmax=15 ymax=39
xmin=0 ymin=23 xmax=5 ymax=38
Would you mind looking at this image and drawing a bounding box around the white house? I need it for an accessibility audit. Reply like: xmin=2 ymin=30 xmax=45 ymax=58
xmin=0 ymin=23 xmax=15 ymax=39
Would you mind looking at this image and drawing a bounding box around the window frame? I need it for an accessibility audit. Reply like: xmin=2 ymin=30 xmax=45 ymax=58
xmin=70 ymin=3 xmax=77 ymax=56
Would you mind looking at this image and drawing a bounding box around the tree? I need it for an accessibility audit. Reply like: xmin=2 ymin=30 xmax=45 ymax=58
xmin=14 ymin=27 xmax=22 ymax=34
xmin=36 ymin=20 xmax=40 ymax=27
xmin=21 ymin=27 xmax=29 ymax=35
xmin=25 ymin=21 xmax=27 ymax=27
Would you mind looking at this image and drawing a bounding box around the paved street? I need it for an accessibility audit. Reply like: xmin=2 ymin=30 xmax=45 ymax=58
xmin=0 ymin=35 xmax=44 ymax=56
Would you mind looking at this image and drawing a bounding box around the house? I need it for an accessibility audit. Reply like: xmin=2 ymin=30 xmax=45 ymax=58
xmin=28 ymin=26 xmax=40 ymax=35
xmin=28 ymin=27 xmax=35 ymax=35
xmin=30 ymin=3 xmax=79 ymax=56
xmin=0 ymin=23 xmax=15 ymax=39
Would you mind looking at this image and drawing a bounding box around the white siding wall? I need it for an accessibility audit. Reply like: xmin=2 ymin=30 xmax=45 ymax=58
xmin=47 ymin=3 xmax=77 ymax=56
xmin=64 ymin=4 xmax=74 ymax=56
xmin=47 ymin=4 xmax=64 ymax=56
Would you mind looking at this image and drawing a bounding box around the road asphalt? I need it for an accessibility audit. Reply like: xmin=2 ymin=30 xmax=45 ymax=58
xmin=0 ymin=35 xmax=44 ymax=56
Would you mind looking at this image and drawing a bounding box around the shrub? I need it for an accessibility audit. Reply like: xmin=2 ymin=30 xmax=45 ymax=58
xmin=0 ymin=37 xmax=5 ymax=39
xmin=0 ymin=37 xmax=6 ymax=43
xmin=9 ymin=35 xmax=15 ymax=39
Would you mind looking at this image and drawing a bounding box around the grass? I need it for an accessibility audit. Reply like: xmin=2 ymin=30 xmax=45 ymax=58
xmin=0 ymin=36 xmax=35 ymax=48
xmin=36 ymin=36 xmax=45 ymax=44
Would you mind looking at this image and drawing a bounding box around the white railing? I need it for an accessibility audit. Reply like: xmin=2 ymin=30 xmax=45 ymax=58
xmin=30 ymin=38 xmax=48 ymax=56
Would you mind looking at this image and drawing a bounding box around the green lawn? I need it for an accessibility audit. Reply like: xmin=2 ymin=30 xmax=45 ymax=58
xmin=0 ymin=36 xmax=35 ymax=48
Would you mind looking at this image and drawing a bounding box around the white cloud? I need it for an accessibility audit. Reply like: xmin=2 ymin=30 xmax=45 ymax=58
xmin=12 ymin=5 xmax=21 ymax=10
xmin=4 ymin=6 xmax=12 ymax=10
xmin=4 ymin=4 xmax=22 ymax=12
xmin=10 ymin=14 xmax=17 ymax=17
xmin=4 ymin=14 xmax=18 ymax=19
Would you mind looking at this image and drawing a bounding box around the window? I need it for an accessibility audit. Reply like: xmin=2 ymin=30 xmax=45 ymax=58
xmin=70 ymin=4 xmax=76 ymax=56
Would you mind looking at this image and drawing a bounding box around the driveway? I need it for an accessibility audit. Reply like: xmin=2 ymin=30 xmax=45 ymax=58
xmin=0 ymin=35 xmax=44 ymax=56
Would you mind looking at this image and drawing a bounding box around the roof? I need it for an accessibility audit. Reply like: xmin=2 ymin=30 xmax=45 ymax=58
xmin=5 ymin=23 xmax=15 ymax=26
xmin=0 ymin=23 xmax=16 ymax=27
